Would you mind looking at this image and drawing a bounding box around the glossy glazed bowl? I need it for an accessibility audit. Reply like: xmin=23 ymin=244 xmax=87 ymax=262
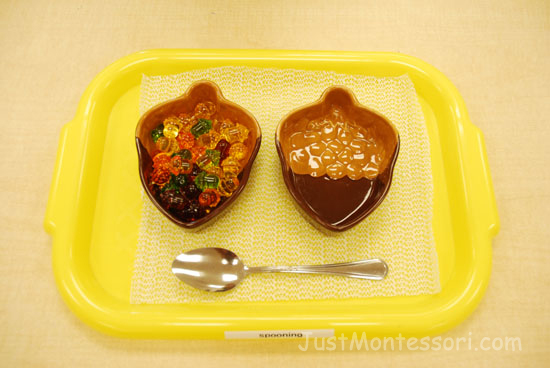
xmin=276 ymin=86 xmax=399 ymax=232
xmin=136 ymin=81 xmax=262 ymax=228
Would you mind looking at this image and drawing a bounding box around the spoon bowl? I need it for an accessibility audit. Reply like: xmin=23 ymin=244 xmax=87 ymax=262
xmin=172 ymin=248 xmax=246 ymax=292
xmin=172 ymin=247 xmax=388 ymax=292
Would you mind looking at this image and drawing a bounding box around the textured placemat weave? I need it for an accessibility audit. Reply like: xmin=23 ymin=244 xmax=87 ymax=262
xmin=130 ymin=66 xmax=440 ymax=303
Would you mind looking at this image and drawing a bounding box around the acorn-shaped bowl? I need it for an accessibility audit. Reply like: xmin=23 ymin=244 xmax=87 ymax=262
xmin=136 ymin=81 xmax=261 ymax=229
xmin=275 ymin=86 xmax=399 ymax=232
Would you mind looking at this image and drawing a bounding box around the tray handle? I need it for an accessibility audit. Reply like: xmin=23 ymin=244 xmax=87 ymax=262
xmin=44 ymin=121 xmax=80 ymax=235
xmin=462 ymin=121 xmax=500 ymax=239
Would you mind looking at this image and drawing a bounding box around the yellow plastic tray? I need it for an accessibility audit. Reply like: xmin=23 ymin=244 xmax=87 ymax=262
xmin=44 ymin=49 xmax=499 ymax=339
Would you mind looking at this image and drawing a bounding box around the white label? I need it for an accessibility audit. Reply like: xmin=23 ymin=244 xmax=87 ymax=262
xmin=224 ymin=329 xmax=334 ymax=339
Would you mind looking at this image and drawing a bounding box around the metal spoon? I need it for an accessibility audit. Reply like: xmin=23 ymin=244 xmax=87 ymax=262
xmin=172 ymin=247 xmax=388 ymax=292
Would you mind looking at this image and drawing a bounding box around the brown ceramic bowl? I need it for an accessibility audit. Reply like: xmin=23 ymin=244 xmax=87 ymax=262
xmin=136 ymin=81 xmax=261 ymax=229
xmin=275 ymin=86 xmax=399 ymax=232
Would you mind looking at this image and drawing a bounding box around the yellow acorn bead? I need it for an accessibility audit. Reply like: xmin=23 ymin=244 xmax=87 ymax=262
xmin=163 ymin=123 xmax=179 ymax=139
xmin=163 ymin=116 xmax=183 ymax=131
xmin=221 ymin=124 xmax=249 ymax=144
xmin=221 ymin=157 xmax=241 ymax=177
xmin=218 ymin=176 xmax=240 ymax=196
xmin=214 ymin=118 xmax=234 ymax=133
xmin=156 ymin=137 xmax=179 ymax=154
xmin=205 ymin=166 xmax=224 ymax=178
xmin=228 ymin=142 xmax=248 ymax=161
xmin=194 ymin=101 xmax=216 ymax=118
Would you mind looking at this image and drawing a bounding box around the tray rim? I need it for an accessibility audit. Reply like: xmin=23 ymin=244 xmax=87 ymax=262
xmin=44 ymin=49 xmax=499 ymax=339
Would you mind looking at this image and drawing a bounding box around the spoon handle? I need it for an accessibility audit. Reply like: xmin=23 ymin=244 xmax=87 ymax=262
xmin=246 ymin=259 xmax=388 ymax=280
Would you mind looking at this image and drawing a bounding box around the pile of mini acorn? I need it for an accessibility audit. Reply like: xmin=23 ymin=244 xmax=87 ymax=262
xmin=148 ymin=101 xmax=249 ymax=222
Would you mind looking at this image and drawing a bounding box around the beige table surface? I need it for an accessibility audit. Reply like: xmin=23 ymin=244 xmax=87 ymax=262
xmin=1 ymin=0 xmax=549 ymax=366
